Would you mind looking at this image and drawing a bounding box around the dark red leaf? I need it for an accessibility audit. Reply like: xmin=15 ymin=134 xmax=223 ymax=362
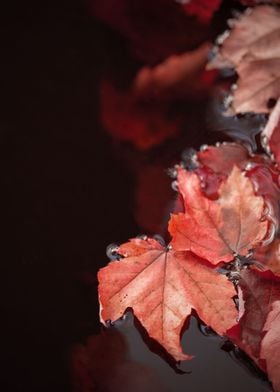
xmin=229 ymin=269 xmax=280 ymax=365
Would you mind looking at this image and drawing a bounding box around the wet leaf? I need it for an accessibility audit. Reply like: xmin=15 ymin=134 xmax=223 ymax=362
xmin=100 ymin=80 xmax=181 ymax=150
xmin=208 ymin=6 xmax=280 ymax=114
xmin=133 ymin=43 xmax=213 ymax=101
xmin=169 ymin=166 xmax=268 ymax=264
xmin=260 ymin=301 xmax=280 ymax=392
xmin=254 ymin=237 xmax=280 ymax=277
xmin=229 ymin=269 xmax=280 ymax=364
xmin=262 ymin=98 xmax=280 ymax=164
xmin=98 ymin=238 xmax=238 ymax=361
xmin=197 ymin=143 xmax=249 ymax=175
xmin=196 ymin=142 xmax=280 ymax=224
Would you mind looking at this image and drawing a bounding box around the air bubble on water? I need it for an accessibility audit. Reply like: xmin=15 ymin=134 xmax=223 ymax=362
xmin=232 ymin=9 xmax=242 ymax=19
xmin=261 ymin=133 xmax=273 ymax=159
xmin=260 ymin=221 xmax=276 ymax=247
xmin=208 ymin=46 xmax=218 ymax=61
xmin=167 ymin=166 xmax=178 ymax=179
xmin=112 ymin=314 xmax=128 ymax=327
xmin=136 ymin=234 xmax=148 ymax=241
xmin=216 ymin=30 xmax=230 ymax=45
xmin=171 ymin=180 xmax=179 ymax=192
xmin=105 ymin=319 xmax=114 ymax=328
xmin=224 ymin=94 xmax=233 ymax=109
xmin=231 ymin=84 xmax=237 ymax=91
xmin=181 ymin=148 xmax=198 ymax=170
xmin=244 ymin=7 xmax=253 ymax=16
xmin=167 ymin=244 xmax=173 ymax=251
xmin=215 ymin=142 xmax=221 ymax=147
xmin=153 ymin=234 xmax=166 ymax=247
xmin=106 ymin=243 xmax=120 ymax=260
xmin=200 ymin=144 xmax=208 ymax=151
xmin=244 ymin=161 xmax=255 ymax=171
xmin=228 ymin=18 xmax=236 ymax=29
xmin=250 ymin=176 xmax=260 ymax=193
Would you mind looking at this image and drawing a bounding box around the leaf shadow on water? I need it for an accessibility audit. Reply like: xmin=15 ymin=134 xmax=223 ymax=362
xmin=71 ymin=311 xmax=271 ymax=392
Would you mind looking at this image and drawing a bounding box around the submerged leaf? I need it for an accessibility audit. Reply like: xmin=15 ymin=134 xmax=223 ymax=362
xmin=182 ymin=0 xmax=222 ymax=24
xmin=133 ymin=43 xmax=213 ymax=101
xmin=98 ymin=238 xmax=238 ymax=361
xmin=100 ymin=80 xmax=181 ymax=150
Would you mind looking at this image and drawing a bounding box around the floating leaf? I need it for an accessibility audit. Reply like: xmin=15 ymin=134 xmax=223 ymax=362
xmin=230 ymin=269 xmax=280 ymax=364
xmin=254 ymin=238 xmax=280 ymax=277
xmin=208 ymin=6 xmax=280 ymax=114
xmin=169 ymin=166 xmax=268 ymax=264
xmin=98 ymin=238 xmax=238 ymax=361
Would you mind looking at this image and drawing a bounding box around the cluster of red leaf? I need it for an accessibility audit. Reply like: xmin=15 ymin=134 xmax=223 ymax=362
xmin=208 ymin=5 xmax=280 ymax=169
xmin=98 ymin=140 xmax=280 ymax=390
xmin=96 ymin=3 xmax=280 ymax=391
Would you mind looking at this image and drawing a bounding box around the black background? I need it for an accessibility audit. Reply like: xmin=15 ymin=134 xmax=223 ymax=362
xmin=1 ymin=1 xmax=138 ymax=390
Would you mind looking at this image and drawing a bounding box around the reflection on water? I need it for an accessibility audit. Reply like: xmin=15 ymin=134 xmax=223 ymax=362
xmin=72 ymin=312 xmax=270 ymax=392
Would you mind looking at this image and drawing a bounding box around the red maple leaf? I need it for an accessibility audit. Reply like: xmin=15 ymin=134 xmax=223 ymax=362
xmin=98 ymin=237 xmax=238 ymax=361
xmin=228 ymin=269 xmax=280 ymax=366
xmin=196 ymin=143 xmax=280 ymax=221
xmin=254 ymin=237 xmax=280 ymax=278
xmin=182 ymin=0 xmax=222 ymax=24
xmin=262 ymin=98 xmax=280 ymax=166
xmin=169 ymin=166 xmax=268 ymax=264
xmin=260 ymin=300 xmax=280 ymax=392
xmin=197 ymin=143 xmax=249 ymax=176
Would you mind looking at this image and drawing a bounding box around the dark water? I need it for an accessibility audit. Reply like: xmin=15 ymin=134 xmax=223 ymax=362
xmin=0 ymin=1 xmax=271 ymax=391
